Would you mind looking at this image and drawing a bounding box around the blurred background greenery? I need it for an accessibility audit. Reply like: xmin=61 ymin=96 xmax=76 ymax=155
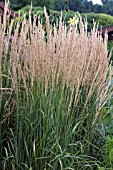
xmin=7 ymin=0 xmax=113 ymax=16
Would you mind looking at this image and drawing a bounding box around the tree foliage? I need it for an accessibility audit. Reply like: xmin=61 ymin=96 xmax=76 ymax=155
xmin=1 ymin=0 xmax=113 ymax=16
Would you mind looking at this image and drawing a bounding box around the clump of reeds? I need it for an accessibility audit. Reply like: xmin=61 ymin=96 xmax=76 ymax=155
xmin=0 ymin=1 xmax=113 ymax=169
xmin=1 ymin=3 xmax=112 ymax=121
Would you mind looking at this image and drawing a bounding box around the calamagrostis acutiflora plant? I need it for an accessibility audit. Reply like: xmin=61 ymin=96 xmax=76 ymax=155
xmin=1 ymin=2 xmax=113 ymax=123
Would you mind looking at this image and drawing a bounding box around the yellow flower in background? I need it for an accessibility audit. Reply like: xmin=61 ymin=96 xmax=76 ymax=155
xmin=68 ymin=16 xmax=78 ymax=26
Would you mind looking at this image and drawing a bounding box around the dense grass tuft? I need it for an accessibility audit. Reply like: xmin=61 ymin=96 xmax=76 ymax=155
xmin=0 ymin=2 xmax=113 ymax=170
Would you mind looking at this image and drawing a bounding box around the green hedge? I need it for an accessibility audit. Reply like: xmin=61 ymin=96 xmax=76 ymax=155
xmin=19 ymin=6 xmax=113 ymax=30
xmin=83 ymin=13 xmax=113 ymax=30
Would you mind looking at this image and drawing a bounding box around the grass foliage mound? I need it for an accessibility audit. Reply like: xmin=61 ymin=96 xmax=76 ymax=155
xmin=0 ymin=3 xmax=113 ymax=170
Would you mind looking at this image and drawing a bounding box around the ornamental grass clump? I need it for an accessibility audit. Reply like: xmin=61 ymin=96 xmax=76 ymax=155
xmin=0 ymin=2 xmax=113 ymax=170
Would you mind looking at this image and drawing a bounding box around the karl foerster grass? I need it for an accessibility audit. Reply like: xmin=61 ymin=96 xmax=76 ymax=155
xmin=0 ymin=1 xmax=113 ymax=170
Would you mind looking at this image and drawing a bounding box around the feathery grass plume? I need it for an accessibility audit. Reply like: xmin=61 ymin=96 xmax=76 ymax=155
xmin=3 ymin=8 xmax=112 ymax=120
xmin=3 ymin=0 xmax=9 ymax=32
xmin=0 ymin=0 xmax=10 ymax=111
xmin=1 ymin=6 xmax=111 ymax=115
